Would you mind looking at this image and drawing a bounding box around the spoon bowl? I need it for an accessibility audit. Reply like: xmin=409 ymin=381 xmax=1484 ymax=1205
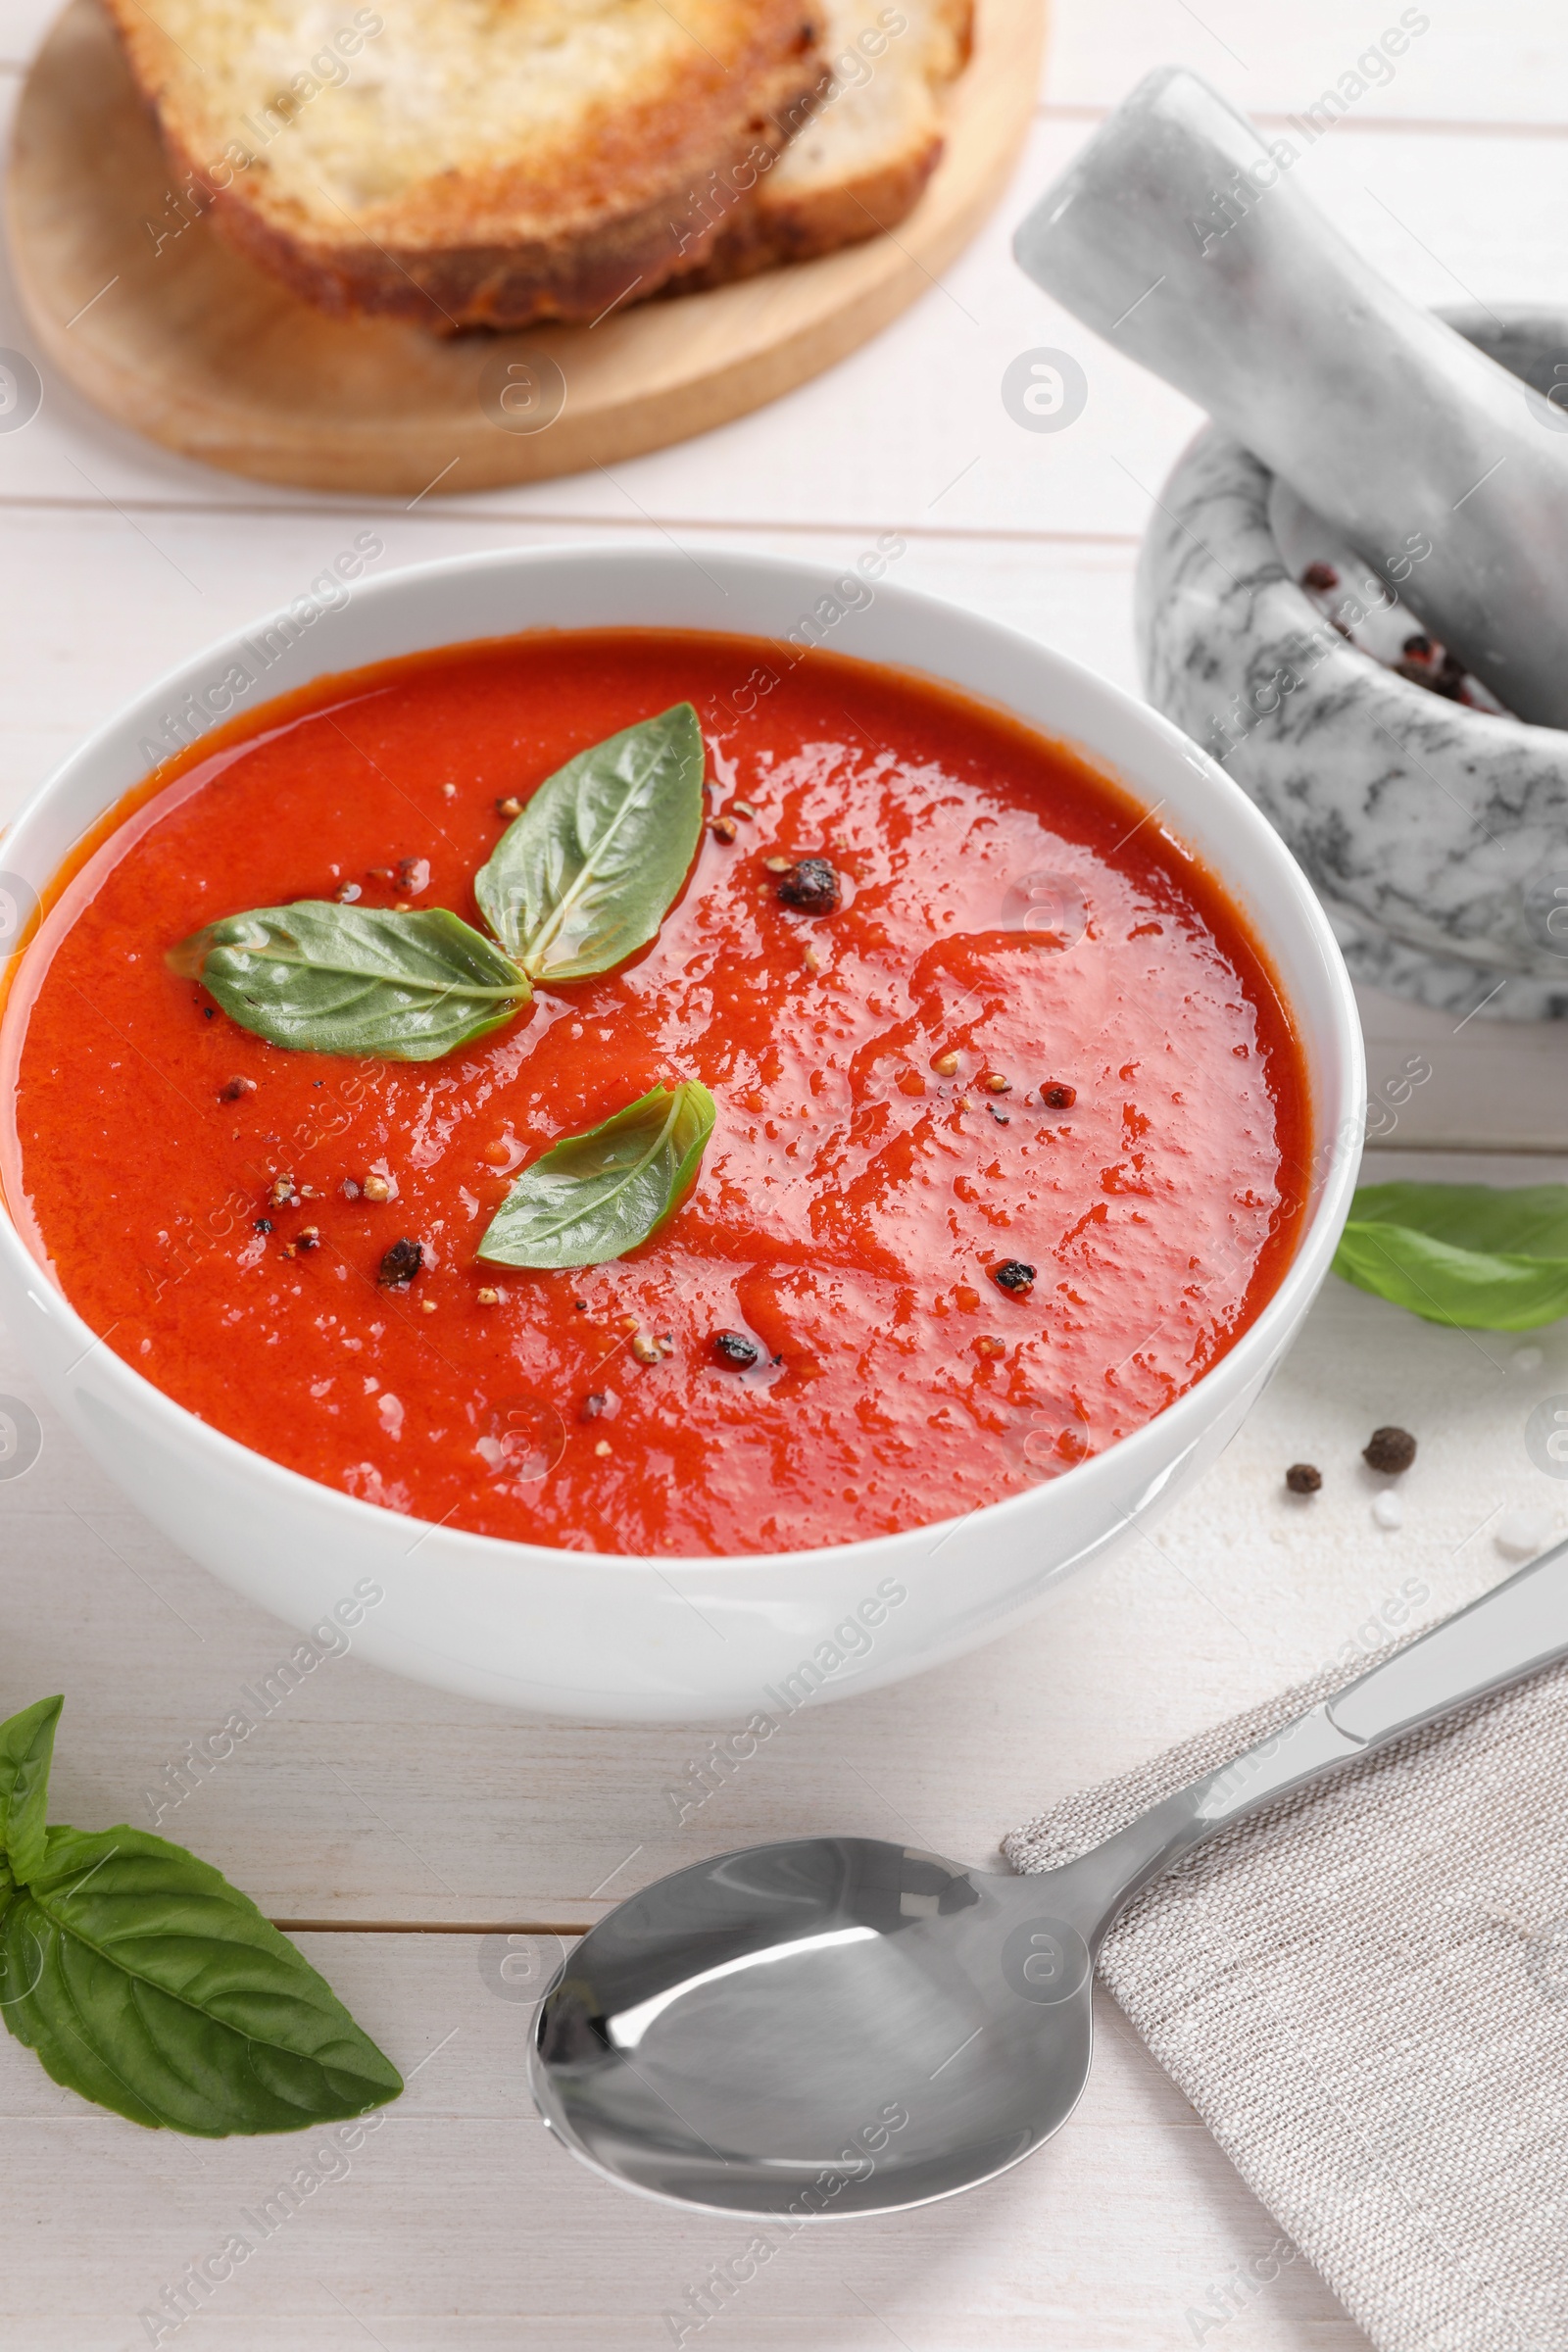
xmin=532 ymin=1535 xmax=1568 ymax=2216
xmin=529 ymin=1835 xmax=1099 ymax=2216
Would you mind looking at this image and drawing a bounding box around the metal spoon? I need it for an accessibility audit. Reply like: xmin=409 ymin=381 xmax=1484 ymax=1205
xmin=531 ymin=1539 xmax=1568 ymax=2215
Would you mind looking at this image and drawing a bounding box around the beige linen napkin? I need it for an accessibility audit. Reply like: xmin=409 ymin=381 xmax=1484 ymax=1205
xmin=1004 ymin=1643 xmax=1568 ymax=2352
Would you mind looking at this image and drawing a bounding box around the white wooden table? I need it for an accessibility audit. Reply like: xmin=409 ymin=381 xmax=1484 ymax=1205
xmin=3 ymin=5 xmax=1567 ymax=2345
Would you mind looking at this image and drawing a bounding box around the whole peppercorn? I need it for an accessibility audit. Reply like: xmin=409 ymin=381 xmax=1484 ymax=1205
xmin=992 ymin=1260 xmax=1036 ymax=1295
xmin=775 ymin=858 xmax=841 ymax=915
xmin=378 ymin=1237 xmax=423 ymax=1288
xmin=1364 ymin=1426 xmax=1417 ymax=1475
xmin=711 ymin=1330 xmax=760 ymax=1368
xmin=1285 ymin=1463 xmax=1322 ymax=1495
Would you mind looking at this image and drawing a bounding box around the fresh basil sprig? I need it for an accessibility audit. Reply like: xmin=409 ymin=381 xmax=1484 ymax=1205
xmin=478 ymin=1081 xmax=715 ymax=1269
xmin=169 ymin=904 xmax=529 ymax=1062
xmin=169 ymin=707 xmax=707 ymax=1062
xmin=1333 ymin=1181 xmax=1568 ymax=1330
xmin=475 ymin=703 xmax=706 ymax=983
xmin=0 ymin=1695 xmax=402 ymax=2136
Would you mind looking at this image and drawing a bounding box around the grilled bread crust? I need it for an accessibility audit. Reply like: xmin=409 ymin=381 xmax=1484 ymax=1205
xmin=667 ymin=0 xmax=972 ymax=289
xmin=105 ymin=0 xmax=827 ymax=328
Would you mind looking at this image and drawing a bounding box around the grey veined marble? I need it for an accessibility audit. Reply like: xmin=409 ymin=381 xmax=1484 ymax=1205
xmin=1014 ymin=66 xmax=1568 ymax=731
xmin=1135 ymin=311 xmax=1568 ymax=1021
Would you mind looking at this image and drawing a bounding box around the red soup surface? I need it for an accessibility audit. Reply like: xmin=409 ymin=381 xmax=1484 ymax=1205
xmin=3 ymin=630 xmax=1310 ymax=1556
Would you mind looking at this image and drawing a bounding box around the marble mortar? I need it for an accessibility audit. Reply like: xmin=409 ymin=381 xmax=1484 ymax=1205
xmin=1137 ymin=308 xmax=1568 ymax=1022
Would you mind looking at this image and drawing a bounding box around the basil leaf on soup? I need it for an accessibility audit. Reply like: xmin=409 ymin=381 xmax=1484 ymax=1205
xmin=169 ymin=904 xmax=530 ymax=1061
xmin=478 ymin=1081 xmax=715 ymax=1270
xmin=0 ymin=1823 xmax=404 ymax=2134
xmin=1333 ymin=1182 xmax=1568 ymax=1330
xmin=474 ymin=705 xmax=707 ymax=983
xmin=0 ymin=1694 xmax=61 ymax=1886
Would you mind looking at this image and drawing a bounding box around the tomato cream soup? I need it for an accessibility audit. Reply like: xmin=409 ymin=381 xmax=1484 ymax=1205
xmin=3 ymin=630 xmax=1309 ymax=1556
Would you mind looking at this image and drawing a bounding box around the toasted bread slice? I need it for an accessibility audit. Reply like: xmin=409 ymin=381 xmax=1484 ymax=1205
xmin=105 ymin=0 xmax=825 ymax=329
xmin=666 ymin=0 xmax=972 ymax=288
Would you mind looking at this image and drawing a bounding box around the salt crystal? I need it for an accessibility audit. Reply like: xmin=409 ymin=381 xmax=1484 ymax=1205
xmin=1372 ymin=1491 xmax=1403 ymax=1531
xmin=1495 ymin=1507 xmax=1554 ymax=1561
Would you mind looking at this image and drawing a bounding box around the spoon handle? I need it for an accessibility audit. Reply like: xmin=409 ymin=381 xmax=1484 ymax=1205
xmin=1325 ymin=1533 xmax=1568 ymax=1744
xmin=1176 ymin=1533 xmax=1568 ymax=1839
xmin=1063 ymin=1537 xmax=1568 ymax=1941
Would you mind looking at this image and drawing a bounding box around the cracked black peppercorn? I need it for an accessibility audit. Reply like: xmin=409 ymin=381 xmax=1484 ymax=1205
xmin=378 ymin=1237 xmax=424 ymax=1287
xmin=992 ymin=1260 xmax=1036 ymax=1295
xmin=1285 ymin=1462 xmax=1322 ymax=1495
xmin=775 ymin=858 xmax=840 ymax=915
xmin=711 ymin=1329 xmax=760 ymax=1368
xmin=1393 ymin=633 xmax=1470 ymax=703
xmin=1363 ymin=1426 xmax=1416 ymax=1475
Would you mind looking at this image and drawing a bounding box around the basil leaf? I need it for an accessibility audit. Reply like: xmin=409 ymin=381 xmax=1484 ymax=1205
xmin=0 ymin=1823 xmax=403 ymax=2134
xmin=0 ymin=1695 xmax=61 ymax=1884
xmin=477 ymin=1081 xmax=715 ymax=1269
xmin=1333 ymin=1182 xmax=1568 ymax=1330
xmin=474 ymin=705 xmax=706 ymax=982
xmin=169 ymin=904 xmax=529 ymax=1062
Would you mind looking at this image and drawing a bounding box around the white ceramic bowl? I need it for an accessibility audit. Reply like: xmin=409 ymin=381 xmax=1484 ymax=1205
xmin=0 ymin=547 xmax=1363 ymax=1722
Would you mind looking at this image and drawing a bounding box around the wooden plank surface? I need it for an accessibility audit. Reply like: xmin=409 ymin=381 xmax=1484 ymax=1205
xmin=3 ymin=0 xmax=1568 ymax=2342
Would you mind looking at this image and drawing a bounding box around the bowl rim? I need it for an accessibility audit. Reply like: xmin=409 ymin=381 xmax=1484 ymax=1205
xmin=0 ymin=540 xmax=1366 ymax=1576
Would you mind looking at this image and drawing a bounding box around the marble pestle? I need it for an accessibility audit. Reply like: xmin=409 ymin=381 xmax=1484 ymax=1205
xmin=1013 ymin=66 xmax=1568 ymax=730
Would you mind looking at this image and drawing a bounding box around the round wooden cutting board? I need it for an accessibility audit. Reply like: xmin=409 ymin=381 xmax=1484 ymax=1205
xmin=5 ymin=0 xmax=1045 ymax=497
